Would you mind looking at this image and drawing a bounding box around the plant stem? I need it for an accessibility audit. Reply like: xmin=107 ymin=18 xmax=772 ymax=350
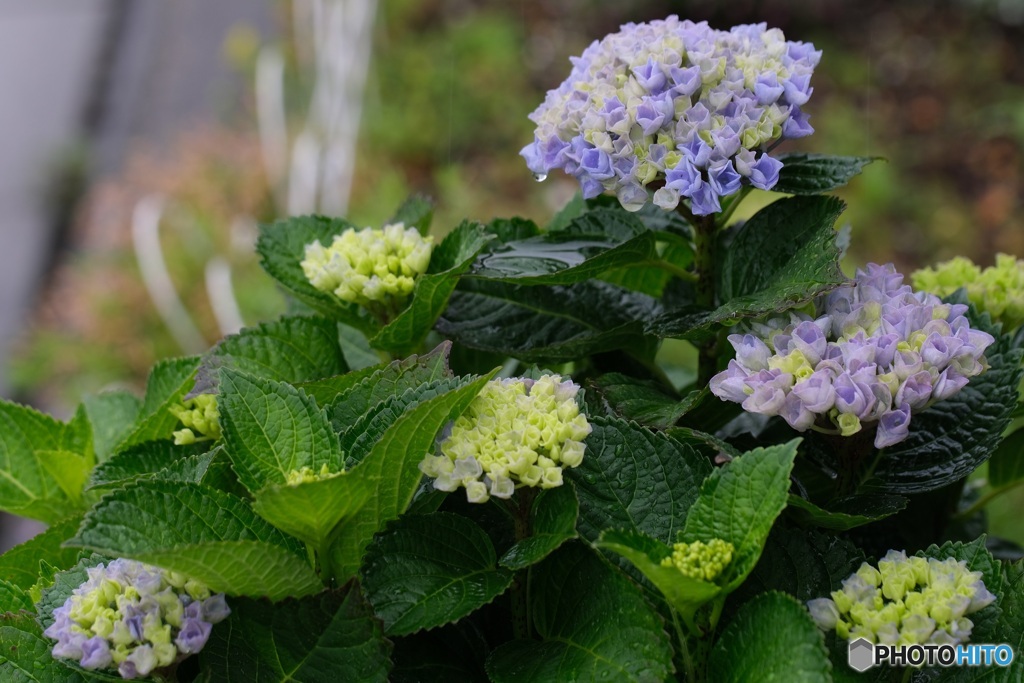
xmin=671 ymin=609 xmax=697 ymax=683
xmin=510 ymin=489 xmax=536 ymax=640
xmin=955 ymin=481 xmax=1022 ymax=521
xmin=649 ymin=259 xmax=699 ymax=283
xmin=686 ymin=209 xmax=719 ymax=387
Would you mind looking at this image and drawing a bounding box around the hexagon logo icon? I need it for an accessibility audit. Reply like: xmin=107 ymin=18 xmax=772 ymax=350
xmin=848 ymin=638 xmax=875 ymax=672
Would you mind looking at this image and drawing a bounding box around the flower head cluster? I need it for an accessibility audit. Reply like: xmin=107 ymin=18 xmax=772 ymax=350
xmin=418 ymin=375 xmax=592 ymax=503
xmin=169 ymin=394 xmax=221 ymax=445
xmin=44 ymin=559 xmax=230 ymax=679
xmin=807 ymin=550 xmax=996 ymax=646
xmin=710 ymin=264 xmax=995 ymax=448
xmin=660 ymin=539 xmax=734 ymax=582
xmin=521 ymin=16 xmax=820 ymax=214
xmin=301 ymin=223 xmax=433 ymax=310
xmin=912 ymin=254 xmax=1024 ymax=330
xmin=285 ymin=463 xmax=337 ymax=486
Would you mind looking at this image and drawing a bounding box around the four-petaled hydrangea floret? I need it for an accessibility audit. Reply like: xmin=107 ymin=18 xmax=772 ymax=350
xmin=169 ymin=394 xmax=221 ymax=445
xmin=521 ymin=16 xmax=820 ymax=215
xmin=807 ymin=550 xmax=996 ymax=648
xmin=43 ymin=559 xmax=230 ymax=680
xmin=301 ymin=223 xmax=433 ymax=314
xmin=912 ymin=254 xmax=1024 ymax=330
xmin=285 ymin=463 xmax=338 ymax=486
xmin=709 ymin=263 xmax=995 ymax=448
xmin=418 ymin=375 xmax=592 ymax=503
xmin=660 ymin=539 xmax=734 ymax=582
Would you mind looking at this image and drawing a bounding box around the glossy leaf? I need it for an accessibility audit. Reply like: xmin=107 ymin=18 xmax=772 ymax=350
xmin=499 ymin=485 xmax=579 ymax=570
xmin=773 ymin=153 xmax=878 ymax=195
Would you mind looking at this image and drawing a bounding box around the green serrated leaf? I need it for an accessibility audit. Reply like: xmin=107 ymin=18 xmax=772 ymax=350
xmin=0 ymin=400 xmax=93 ymax=523
xmin=190 ymin=315 xmax=348 ymax=397
xmin=499 ymin=486 xmax=579 ymax=570
xmin=82 ymin=391 xmax=141 ymax=464
xmin=218 ymin=368 xmax=343 ymax=493
xmin=438 ymin=279 xmax=662 ymax=362
xmin=708 ymin=591 xmax=831 ymax=683
xmin=36 ymin=555 xmax=106 ymax=631
xmin=199 ymin=581 xmax=392 ymax=682
xmin=371 ymin=221 xmax=493 ymax=354
xmin=570 ymin=417 xmax=712 ymax=548
xmin=326 ymin=342 xmax=452 ymax=431
xmin=773 ymin=153 xmax=878 ymax=195
xmin=339 ymin=323 xmax=382 ymax=371
xmin=486 ymin=542 xmax=674 ymax=683
xmin=253 ymin=471 xmax=373 ymax=551
xmin=326 ymin=373 xmax=495 ymax=580
xmin=648 ymin=196 xmax=846 ymax=339
xmin=920 ymin=536 xmax=1002 ymax=598
xmin=786 ymin=494 xmax=908 ymax=531
xmin=86 ymin=440 xmax=202 ymax=491
xmin=682 ymin=440 xmax=799 ymax=593
xmin=988 ymin=428 xmax=1024 ymax=489
xmin=596 ymin=528 xmax=720 ymax=622
xmin=68 ymin=481 xmax=321 ymax=600
xmin=257 ymin=215 xmax=374 ymax=332
xmin=0 ymin=517 xmax=85 ymax=591
xmin=390 ymin=194 xmax=434 ymax=235
xmin=590 ymin=373 xmax=698 ymax=428
xmin=863 ymin=311 xmax=1023 ymax=494
xmin=117 ymin=356 xmax=201 ymax=451
xmin=0 ymin=578 xmax=32 ymax=613
xmin=363 ymin=512 xmax=513 ymax=636
xmin=471 ymin=208 xmax=657 ymax=285
xmin=0 ymin=622 xmax=95 ymax=682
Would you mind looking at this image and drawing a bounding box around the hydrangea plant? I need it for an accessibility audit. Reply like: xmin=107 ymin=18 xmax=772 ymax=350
xmin=0 ymin=14 xmax=1022 ymax=683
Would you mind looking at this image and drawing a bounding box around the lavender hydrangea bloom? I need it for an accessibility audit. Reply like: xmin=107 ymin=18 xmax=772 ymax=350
xmin=709 ymin=263 xmax=995 ymax=448
xmin=43 ymin=558 xmax=230 ymax=679
xmin=522 ymin=17 xmax=820 ymax=214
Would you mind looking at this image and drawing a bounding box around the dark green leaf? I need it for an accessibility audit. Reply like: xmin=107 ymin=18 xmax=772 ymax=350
xmin=363 ymin=512 xmax=513 ymax=636
xmin=68 ymin=481 xmax=321 ymax=600
xmin=82 ymin=391 xmax=141 ymax=464
xmin=648 ymin=196 xmax=846 ymax=339
xmin=218 ymin=368 xmax=342 ymax=493
xmin=786 ymin=494 xmax=908 ymax=531
xmin=989 ymin=428 xmax=1024 ymax=488
xmin=862 ymin=313 xmax=1023 ymax=494
xmin=371 ymin=222 xmax=493 ymax=354
xmin=708 ymin=591 xmax=831 ymax=683
xmin=0 ymin=621 xmax=95 ymax=682
xmin=471 ymin=209 xmax=657 ymax=285
xmin=499 ymin=486 xmax=579 ymax=570
xmin=486 ymin=543 xmax=674 ymax=683
xmin=87 ymin=440 xmax=206 ymax=491
xmin=257 ymin=215 xmax=373 ymax=332
xmin=438 ymin=280 xmax=661 ymax=362
xmin=390 ymin=194 xmax=434 ymax=235
xmin=570 ymin=417 xmax=712 ymax=548
xmin=682 ymin=440 xmax=799 ymax=592
xmin=200 ymin=582 xmax=392 ymax=682
xmin=589 ymin=373 xmax=699 ymax=429
xmin=773 ymin=153 xmax=878 ymax=195
xmin=390 ymin=621 xmax=490 ymax=683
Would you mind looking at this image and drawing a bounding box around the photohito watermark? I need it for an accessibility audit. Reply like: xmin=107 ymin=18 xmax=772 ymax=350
xmin=848 ymin=638 xmax=1015 ymax=672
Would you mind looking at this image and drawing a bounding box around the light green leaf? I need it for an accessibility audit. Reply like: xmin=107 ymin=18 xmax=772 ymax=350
xmin=68 ymin=481 xmax=322 ymax=600
xmin=390 ymin=194 xmax=434 ymax=235
xmin=486 ymin=543 xmax=674 ymax=683
xmin=363 ymin=512 xmax=514 ymax=636
xmin=471 ymin=208 xmax=657 ymax=285
xmin=773 ymin=153 xmax=878 ymax=195
xmin=438 ymin=279 xmax=661 ymax=362
xmin=596 ymin=528 xmax=720 ymax=621
xmin=87 ymin=439 xmax=206 ymax=491
xmin=707 ymin=591 xmax=831 ymax=683
xmin=218 ymin=368 xmax=343 ymax=493
xmin=117 ymin=356 xmax=201 ymax=451
xmin=371 ymin=221 xmax=493 ymax=354
xmin=82 ymin=391 xmax=141 ymax=464
xmin=0 ymin=622 xmax=95 ymax=682
xmin=339 ymin=323 xmax=382 ymax=371
xmin=257 ymin=215 xmax=373 ymax=332
xmin=326 ymin=373 xmax=494 ymax=581
xmin=199 ymin=582 xmax=392 ymax=683
xmin=499 ymin=485 xmax=579 ymax=570
xmin=569 ymin=417 xmax=712 ymax=548
xmin=682 ymin=440 xmax=799 ymax=592
xmin=0 ymin=401 xmax=93 ymax=523
xmin=0 ymin=517 xmax=85 ymax=591
xmin=253 ymin=472 xmax=373 ymax=551
xmin=987 ymin=427 xmax=1024 ymax=489
xmin=0 ymin=579 xmax=31 ymax=613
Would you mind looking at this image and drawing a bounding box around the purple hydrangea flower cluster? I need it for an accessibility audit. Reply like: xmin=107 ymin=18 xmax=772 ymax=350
xmin=521 ymin=16 xmax=820 ymax=215
xmin=710 ymin=264 xmax=995 ymax=448
xmin=43 ymin=559 xmax=230 ymax=679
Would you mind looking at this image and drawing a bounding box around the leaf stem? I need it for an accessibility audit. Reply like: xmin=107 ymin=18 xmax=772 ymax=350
xmin=955 ymin=481 xmax=1023 ymax=521
xmin=671 ymin=609 xmax=697 ymax=683
xmin=686 ymin=208 xmax=720 ymax=387
xmin=649 ymin=259 xmax=698 ymax=283
xmin=510 ymin=489 xmax=536 ymax=640
xmin=715 ymin=187 xmax=751 ymax=229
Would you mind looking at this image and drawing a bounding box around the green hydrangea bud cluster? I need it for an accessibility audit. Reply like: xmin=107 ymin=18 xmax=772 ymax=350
xmin=285 ymin=463 xmax=336 ymax=485
xmin=43 ymin=559 xmax=230 ymax=679
xmin=807 ymin=550 xmax=996 ymax=647
xmin=169 ymin=394 xmax=221 ymax=445
xmin=660 ymin=539 xmax=734 ymax=582
xmin=301 ymin=223 xmax=433 ymax=311
xmin=912 ymin=254 xmax=1024 ymax=330
xmin=418 ymin=375 xmax=592 ymax=503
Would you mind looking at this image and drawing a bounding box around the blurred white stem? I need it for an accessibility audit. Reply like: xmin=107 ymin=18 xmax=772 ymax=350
xmin=205 ymin=257 xmax=245 ymax=336
xmin=256 ymin=47 xmax=288 ymax=208
xmin=131 ymin=195 xmax=207 ymax=354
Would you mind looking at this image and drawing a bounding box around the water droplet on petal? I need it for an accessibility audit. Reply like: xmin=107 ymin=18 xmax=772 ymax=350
xmin=533 ymin=172 xmax=548 ymax=182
